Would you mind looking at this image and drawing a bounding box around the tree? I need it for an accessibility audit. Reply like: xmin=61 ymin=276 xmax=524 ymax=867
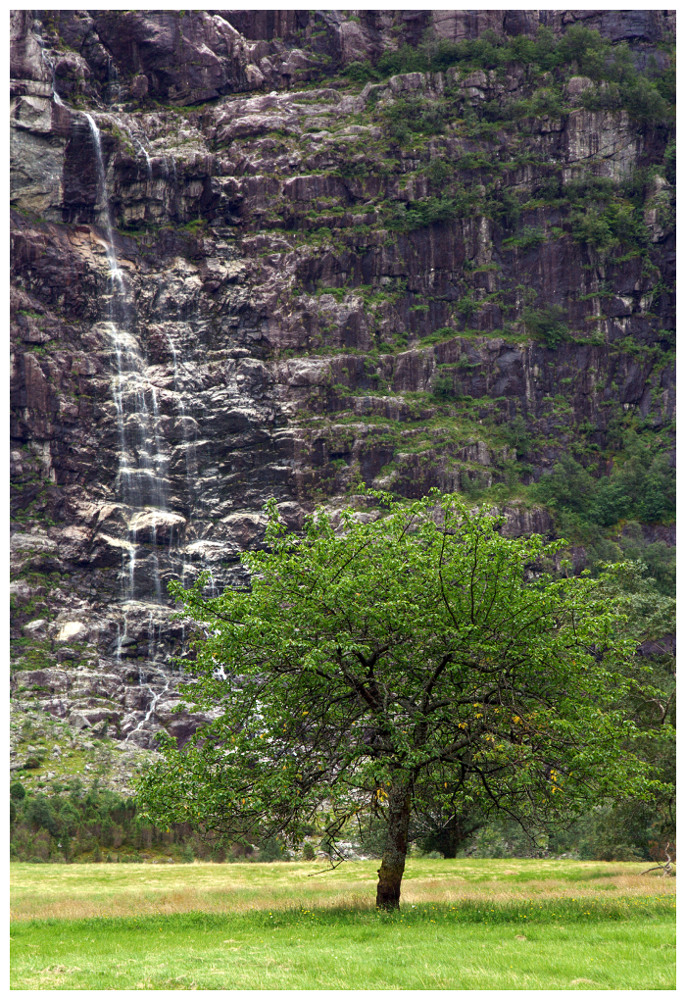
xmin=137 ymin=491 xmax=665 ymax=909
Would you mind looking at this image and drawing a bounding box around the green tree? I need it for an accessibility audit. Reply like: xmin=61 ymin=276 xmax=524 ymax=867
xmin=10 ymin=781 xmax=26 ymax=801
xmin=137 ymin=492 xmax=665 ymax=909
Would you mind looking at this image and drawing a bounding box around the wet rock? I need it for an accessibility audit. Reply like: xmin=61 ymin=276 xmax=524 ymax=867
xmin=23 ymin=619 xmax=49 ymax=636
xmin=10 ymin=12 xmax=53 ymax=98
xmin=68 ymin=712 xmax=91 ymax=730
xmin=55 ymin=621 xmax=87 ymax=643
xmin=92 ymin=11 xmax=256 ymax=105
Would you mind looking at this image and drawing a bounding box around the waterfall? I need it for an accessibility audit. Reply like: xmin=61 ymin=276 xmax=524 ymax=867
xmin=125 ymin=670 xmax=171 ymax=744
xmin=115 ymin=609 xmax=131 ymax=662
xmin=85 ymin=113 xmax=169 ymax=602
xmin=39 ymin=42 xmax=66 ymax=108
xmin=111 ymin=115 xmax=153 ymax=180
xmin=84 ymin=114 xmax=124 ymax=284
xmin=124 ymin=622 xmax=174 ymax=744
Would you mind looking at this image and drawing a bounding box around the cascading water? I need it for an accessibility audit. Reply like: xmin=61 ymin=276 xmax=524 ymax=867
xmin=111 ymin=115 xmax=154 ymax=180
xmin=41 ymin=49 xmax=65 ymax=107
xmin=85 ymin=113 xmax=170 ymax=602
xmin=27 ymin=46 xmax=204 ymax=746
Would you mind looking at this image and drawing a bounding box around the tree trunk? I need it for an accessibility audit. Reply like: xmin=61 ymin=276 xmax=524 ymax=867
xmin=376 ymin=782 xmax=412 ymax=910
xmin=438 ymin=816 xmax=463 ymax=859
xmin=438 ymin=814 xmax=475 ymax=859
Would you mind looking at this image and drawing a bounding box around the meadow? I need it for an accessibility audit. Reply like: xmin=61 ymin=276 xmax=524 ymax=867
xmin=11 ymin=858 xmax=675 ymax=990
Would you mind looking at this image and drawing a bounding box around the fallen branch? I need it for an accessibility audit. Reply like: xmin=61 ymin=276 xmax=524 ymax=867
xmin=641 ymin=843 xmax=674 ymax=877
xmin=306 ymin=841 xmax=350 ymax=876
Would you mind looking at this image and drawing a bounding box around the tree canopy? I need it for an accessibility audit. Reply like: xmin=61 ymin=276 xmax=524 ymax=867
xmin=137 ymin=491 xmax=668 ymax=908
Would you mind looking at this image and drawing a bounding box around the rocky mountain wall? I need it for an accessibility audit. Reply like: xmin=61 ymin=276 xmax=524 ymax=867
xmin=10 ymin=10 xmax=675 ymax=786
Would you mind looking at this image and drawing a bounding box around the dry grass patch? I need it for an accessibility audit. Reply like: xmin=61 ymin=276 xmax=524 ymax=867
xmin=11 ymin=858 xmax=675 ymax=922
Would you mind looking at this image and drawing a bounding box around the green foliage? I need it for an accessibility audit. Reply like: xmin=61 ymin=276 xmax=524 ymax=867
xmin=138 ymin=491 xmax=665 ymax=906
xmin=9 ymin=783 xmax=192 ymax=862
xmin=257 ymin=836 xmax=286 ymax=863
xmin=382 ymin=95 xmax=448 ymax=139
xmin=617 ymin=522 xmax=675 ymax=596
xmin=472 ymin=817 xmax=547 ymax=859
xmin=501 ymin=415 xmax=532 ymax=458
xmin=344 ymin=25 xmax=673 ymax=133
xmin=551 ymin=799 xmax=673 ymax=863
xmin=505 ymin=87 xmax=565 ymax=121
xmin=580 ymin=76 xmax=671 ymax=125
xmin=431 ymin=373 xmax=454 ymax=401
xmin=10 ymin=781 xmax=26 ymax=801
xmin=424 ymin=157 xmax=454 ymax=187
xmin=386 ymin=192 xmax=471 ymax=232
xmin=533 ymin=437 xmax=676 ymax=528
xmin=522 ymin=305 xmax=569 ymax=348
xmin=344 ymin=60 xmax=378 ymax=84
xmin=663 ymin=139 xmax=676 ymax=184
xmin=26 ymin=794 xmax=60 ymax=837
xmin=178 ymin=218 xmax=207 ymax=234
xmin=456 ymin=293 xmax=478 ymax=322
xmin=569 ymin=200 xmax=648 ymax=254
xmin=486 ymin=189 xmax=521 ymax=227
xmin=502 ymin=227 xmax=547 ymax=251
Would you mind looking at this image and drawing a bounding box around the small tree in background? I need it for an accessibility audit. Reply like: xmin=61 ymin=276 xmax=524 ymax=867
xmin=137 ymin=492 xmax=668 ymax=909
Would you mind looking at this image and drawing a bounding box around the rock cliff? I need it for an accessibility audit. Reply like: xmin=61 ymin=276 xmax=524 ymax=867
xmin=10 ymin=10 xmax=675 ymax=786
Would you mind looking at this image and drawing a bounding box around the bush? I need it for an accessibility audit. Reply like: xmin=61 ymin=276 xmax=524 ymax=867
xmin=27 ymin=795 xmax=60 ymax=838
xmin=502 ymin=415 xmax=532 ymax=458
xmin=257 ymin=836 xmax=285 ymax=862
xmin=618 ymin=523 xmax=675 ymax=596
xmin=344 ymin=60 xmax=377 ymax=84
xmin=486 ymin=189 xmax=521 ymax=228
xmin=503 ymin=227 xmax=547 ymax=251
xmin=472 ymin=819 xmax=547 ymax=859
xmin=348 ymin=23 xmax=673 ymax=134
xmin=382 ymin=95 xmax=448 ymax=139
xmin=522 ymin=305 xmax=569 ymax=348
xmin=456 ymin=294 xmax=478 ymax=322
xmin=425 ymin=158 xmax=454 ymax=187
xmin=663 ymin=140 xmax=676 ymax=185
xmin=387 ymin=195 xmax=467 ymax=232
xmin=432 ymin=374 xmax=454 ymax=401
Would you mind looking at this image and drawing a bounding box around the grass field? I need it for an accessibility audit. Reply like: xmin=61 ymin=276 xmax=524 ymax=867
xmin=10 ymin=859 xmax=676 ymax=990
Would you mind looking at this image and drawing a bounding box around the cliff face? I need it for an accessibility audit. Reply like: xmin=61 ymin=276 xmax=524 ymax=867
xmin=10 ymin=10 xmax=675 ymax=780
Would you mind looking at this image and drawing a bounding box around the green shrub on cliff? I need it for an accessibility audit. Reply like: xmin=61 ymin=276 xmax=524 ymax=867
xmin=522 ymin=305 xmax=569 ymax=348
xmin=532 ymin=440 xmax=676 ymax=529
xmin=345 ymin=23 xmax=673 ymax=130
xmin=386 ymin=194 xmax=467 ymax=232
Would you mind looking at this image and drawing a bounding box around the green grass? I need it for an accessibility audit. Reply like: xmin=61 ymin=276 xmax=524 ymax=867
xmin=10 ymin=860 xmax=676 ymax=990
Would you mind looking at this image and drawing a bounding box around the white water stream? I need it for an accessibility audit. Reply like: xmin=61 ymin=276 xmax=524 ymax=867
xmin=31 ymin=42 xmax=208 ymax=744
xmin=85 ymin=113 xmax=171 ymax=601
